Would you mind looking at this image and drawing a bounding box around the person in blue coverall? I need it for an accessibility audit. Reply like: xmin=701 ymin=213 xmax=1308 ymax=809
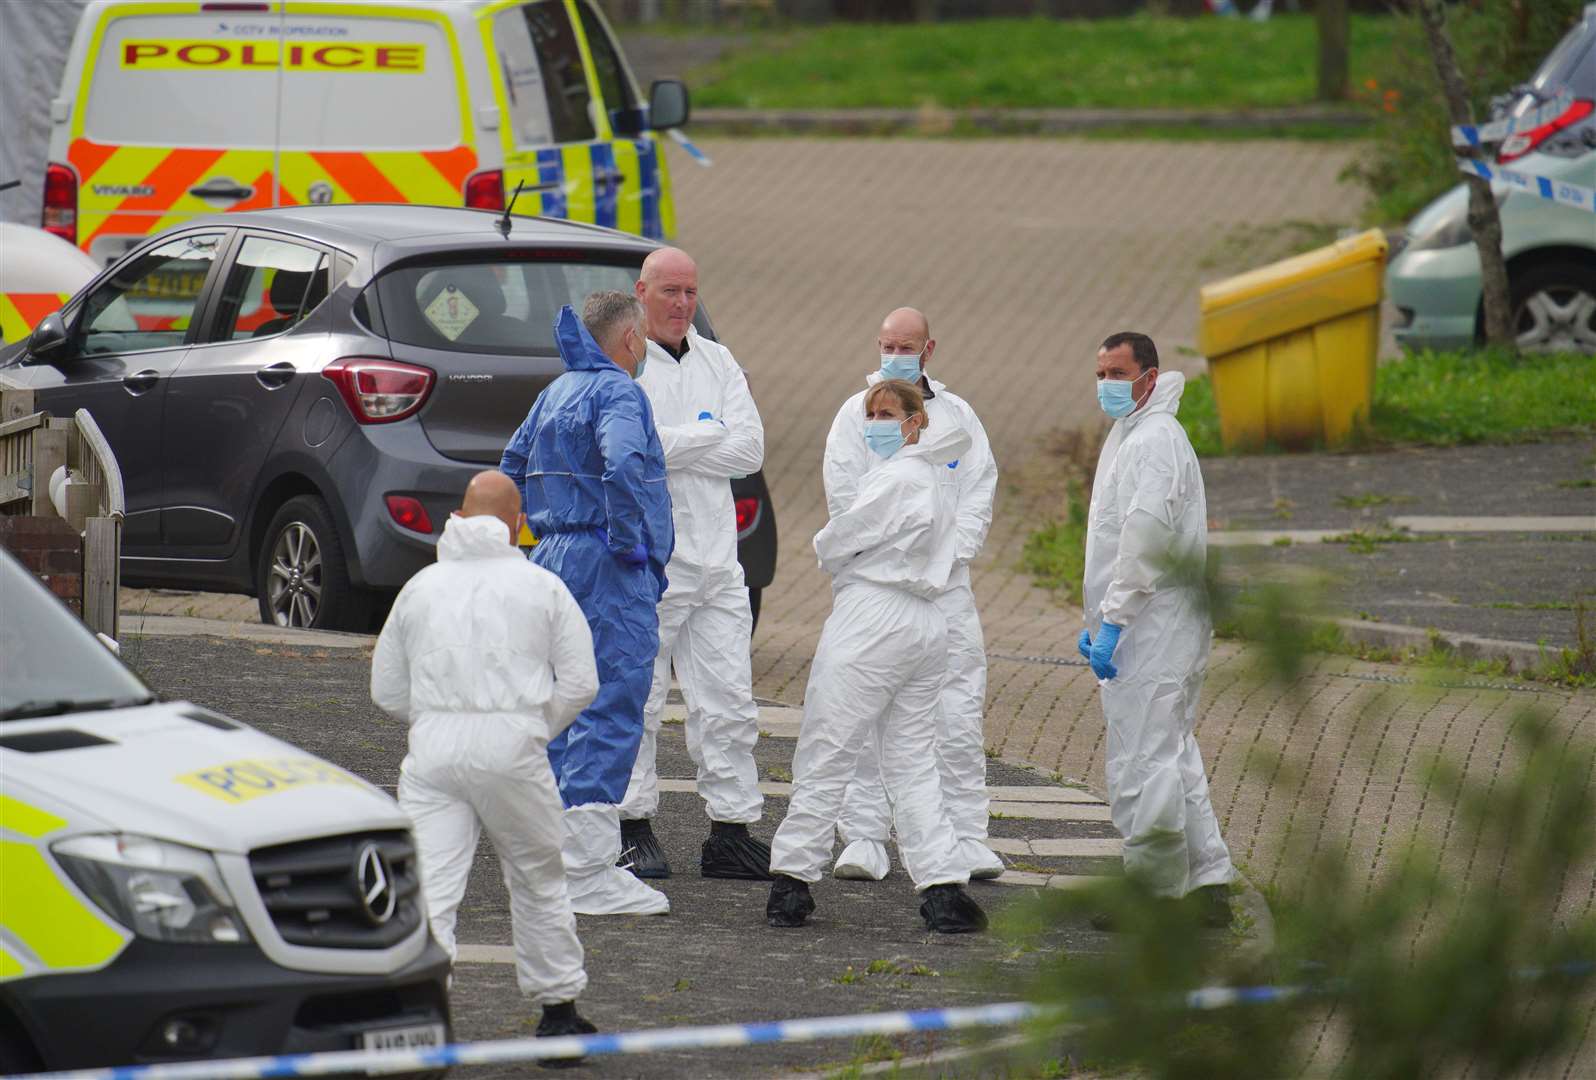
xmin=500 ymin=291 xmax=675 ymax=916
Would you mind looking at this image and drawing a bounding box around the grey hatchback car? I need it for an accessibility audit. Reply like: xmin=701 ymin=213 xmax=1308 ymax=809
xmin=0 ymin=205 xmax=778 ymax=630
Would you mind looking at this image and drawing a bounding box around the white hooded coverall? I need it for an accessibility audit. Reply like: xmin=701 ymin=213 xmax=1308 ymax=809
xmin=769 ymin=422 xmax=974 ymax=889
xmin=822 ymin=373 xmax=999 ymax=876
xmin=621 ymin=326 xmax=766 ymax=825
xmin=371 ymin=513 xmax=598 ymax=1004
xmin=1084 ymin=371 xmax=1235 ymax=899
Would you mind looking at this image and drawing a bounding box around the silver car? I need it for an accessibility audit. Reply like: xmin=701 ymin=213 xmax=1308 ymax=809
xmin=1387 ymin=4 xmax=1596 ymax=353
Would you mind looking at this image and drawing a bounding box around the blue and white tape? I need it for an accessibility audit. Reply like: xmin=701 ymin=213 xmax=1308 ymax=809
xmin=668 ymin=128 xmax=714 ymax=167
xmin=1451 ymin=90 xmax=1576 ymax=149
xmin=1456 ymin=157 xmax=1596 ymax=214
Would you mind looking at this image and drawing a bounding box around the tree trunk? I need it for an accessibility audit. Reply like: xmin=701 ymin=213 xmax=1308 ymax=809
xmin=1316 ymin=0 xmax=1349 ymax=102
xmin=1413 ymin=0 xmax=1516 ymax=349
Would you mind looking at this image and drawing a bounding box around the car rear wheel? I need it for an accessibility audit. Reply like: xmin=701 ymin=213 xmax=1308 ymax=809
xmin=256 ymin=495 xmax=368 ymax=631
xmin=1510 ymin=262 xmax=1596 ymax=354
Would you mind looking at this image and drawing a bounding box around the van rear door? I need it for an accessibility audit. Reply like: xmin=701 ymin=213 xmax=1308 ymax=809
xmin=70 ymin=7 xmax=282 ymax=265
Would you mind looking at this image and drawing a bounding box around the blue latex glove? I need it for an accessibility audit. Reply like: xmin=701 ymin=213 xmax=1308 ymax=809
xmin=1077 ymin=629 xmax=1093 ymax=661
xmin=1089 ymin=623 xmax=1122 ymax=681
xmin=619 ymin=542 xmax=649 ymax=567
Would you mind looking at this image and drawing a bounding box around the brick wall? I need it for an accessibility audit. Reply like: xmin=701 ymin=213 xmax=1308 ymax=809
xmin=0 ymin=516 xmax=83 ymax=615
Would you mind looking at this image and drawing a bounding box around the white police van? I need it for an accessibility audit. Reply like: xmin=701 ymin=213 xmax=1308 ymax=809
xmin=0 ymin=546 xmax=450 ymax=1070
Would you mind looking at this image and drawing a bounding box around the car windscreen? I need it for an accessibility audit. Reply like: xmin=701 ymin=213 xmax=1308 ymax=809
xmin=0 ymin=552 xmax=153 ymax=721
xmin=368 ymin=257 xmax=646 ymax=355
xmin=1527 ymin=17 xmax=1596 ymax=99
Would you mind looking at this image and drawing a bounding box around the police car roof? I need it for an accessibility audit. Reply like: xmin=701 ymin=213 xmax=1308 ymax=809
xmin=181 ymin=204 xmax=658 ymax=265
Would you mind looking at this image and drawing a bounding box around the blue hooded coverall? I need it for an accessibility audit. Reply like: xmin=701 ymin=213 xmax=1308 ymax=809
xmin=500 ymin=306 xmax=674 ymax=809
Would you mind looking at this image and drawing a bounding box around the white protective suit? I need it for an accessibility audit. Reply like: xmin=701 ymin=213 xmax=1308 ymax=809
xmin=371 ymin=513 xmax=599 ymax=1004
xmin=621 ymin=326 xmax=766 ymax=825
xmin=1083 ymin=370 xmax=1235 ymax=899
xmin=822 ymin=373 xmax=1000 ymax=880
xmin=769 ymin=421 xmax=974 ymax=889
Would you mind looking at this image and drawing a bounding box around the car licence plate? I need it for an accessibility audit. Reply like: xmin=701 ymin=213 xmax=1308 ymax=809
xmin=361 ymin=1021 xmax=447 ymax=1052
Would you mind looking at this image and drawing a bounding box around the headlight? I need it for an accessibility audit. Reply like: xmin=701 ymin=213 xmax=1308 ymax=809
xmin=1407 ymin=189 xmax=1509 ymax=252
xmin=53 ymin=834 xmax=251 ymax=945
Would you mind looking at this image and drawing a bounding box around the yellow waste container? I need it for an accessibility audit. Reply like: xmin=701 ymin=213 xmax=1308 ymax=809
xmin=1197 ymin=228 xmax=1388 ymax=451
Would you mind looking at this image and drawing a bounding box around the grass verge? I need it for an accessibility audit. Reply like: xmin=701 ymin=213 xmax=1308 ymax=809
xmin=1178 ymin=348 xmax=1596 ymax=457
xmin=676 ymin=14 xmax=1397 ymax=113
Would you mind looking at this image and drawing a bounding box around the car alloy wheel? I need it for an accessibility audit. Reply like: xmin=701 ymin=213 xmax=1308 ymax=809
xmin=266 ymin=521 xmax=323 ymax=628
xmin=1509 ymin=262 xmax=1596 ymax=355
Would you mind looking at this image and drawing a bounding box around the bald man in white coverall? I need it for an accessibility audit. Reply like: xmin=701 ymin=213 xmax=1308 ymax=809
xmin=617 ymin=247 xmax=774 ymax=881
xmin=823 ymin=307 xmax=1004 ymax=882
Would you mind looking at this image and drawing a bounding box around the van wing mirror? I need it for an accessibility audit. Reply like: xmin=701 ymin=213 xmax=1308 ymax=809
xmin=27 ymin=312 xmax=72 ymax=362
xmin=647 ymin=79 xmax=690 ymax=132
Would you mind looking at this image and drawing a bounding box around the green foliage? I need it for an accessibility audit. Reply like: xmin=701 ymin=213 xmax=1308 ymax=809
xmin=682 ymin=15 xmax=1397 ymax=112
xmin=1346 ymin=1 xmax=1590 ymax=225
xmin=1178 ymin=348 xmax=1596 ymax=457
xmin=1020 ymin=478 xmax=1089 ymax=606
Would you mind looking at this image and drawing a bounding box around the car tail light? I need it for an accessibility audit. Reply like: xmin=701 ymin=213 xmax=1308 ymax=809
xmin=734 ymin=497 xmax=760 ymax=538
xmin=464 ymin=170 xmax=505 ymax=211
xmin=322 ymin=358 xmax=434 ymax=424
xmin=384 ymin=495 xmax=434 ymax=534
xmin=1498 ymin=98 xmax=1595 ymax=163
xmin=42 ymin=162 xmax=77 ymax=244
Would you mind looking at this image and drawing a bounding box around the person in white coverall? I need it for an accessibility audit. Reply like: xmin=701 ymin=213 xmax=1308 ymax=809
xmin=822 ymin=307 xmax=1003 ymax=883
xmin=617 ymin=246 xmax=774 ymax=881
xmin=767 ymin=379 xmax=988 ymax=934
xmin=370 ymin=470 xmax=600 ymax=1048
xmin=1080 ymin=332 xmax=1235 ymax=929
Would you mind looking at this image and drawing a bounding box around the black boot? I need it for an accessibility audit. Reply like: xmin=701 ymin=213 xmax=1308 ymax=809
xmin=919 ymin=883 xmax=988 ymax=934
xmin=766 ymin=874 xmax=816 ymax=927
xmin=701 ymin=820 xmax=775 ymax=880
xmin=535 ymin=1001 xmax=597 ymax=1069
xmin=618 ymin=817 xmax=671 ymax=879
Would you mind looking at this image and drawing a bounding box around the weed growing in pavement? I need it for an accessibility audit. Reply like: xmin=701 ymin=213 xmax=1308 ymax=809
xmin=1322 ymin=527 xmax=1426 ymax=554
xmin=833 ymin=965 xmax=860 ymax=986
xmin=1334 ymin=491 xmax=1415 ymax=510
xmin=1177 ymin=348 xmax=1596 ymax=457
xmin=1020 ymin=478 xmax=1089 ymax=606
xmin=1556 ymin=478 xmax=1595 ymax=490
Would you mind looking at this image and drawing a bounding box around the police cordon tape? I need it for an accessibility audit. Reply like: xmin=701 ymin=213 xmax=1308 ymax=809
xmin=1450 ymin=90 xmax=1576 ymax=149
xmin=20 ymin=961 xmax=1595 ymax=1079
xmin=1455 ymin=156 xmax=1596 ymax=213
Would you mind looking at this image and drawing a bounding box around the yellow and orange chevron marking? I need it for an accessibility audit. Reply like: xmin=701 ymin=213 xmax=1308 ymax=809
xmin=0 ymin=293 xmax=73 ymax=345
xmin=67 ymin=138 xmax=479 ymax=253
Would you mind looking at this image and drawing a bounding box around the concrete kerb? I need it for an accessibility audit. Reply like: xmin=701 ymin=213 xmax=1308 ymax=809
xmin=690 ymin=105 xmax=1372 ymax=137
xmin=1331 ymin=615 xmax=1553 ymax=672
xmin=118 ymin=613 xmax=374 ymax=648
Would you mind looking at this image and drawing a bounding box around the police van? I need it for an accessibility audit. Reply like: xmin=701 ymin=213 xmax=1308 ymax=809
xmin=43 ymin=0 xmax=688 ymax=267
xmin=0 ymin=547 xmax=451 ymax=1069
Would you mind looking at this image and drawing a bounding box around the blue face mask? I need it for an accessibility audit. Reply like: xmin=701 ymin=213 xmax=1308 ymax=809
xmin=879 ymin=352 xmax=922 ymax=384
xmin=864 ymin=418 xmax=907 ymax=459
xmin=1097 ymin=371 xmax=1151 ymax=419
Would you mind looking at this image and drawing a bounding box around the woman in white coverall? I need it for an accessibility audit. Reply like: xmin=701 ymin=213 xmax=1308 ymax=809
xmin=370 ymin=471 xmax=601 ymax=1045
xmin=766 ymin=380 xmax=988 ymax=934
xmin=1080 ymin=332 xmax=1235 ymax=926
xmin=822 ymin=307 xmax=1003 ymax=883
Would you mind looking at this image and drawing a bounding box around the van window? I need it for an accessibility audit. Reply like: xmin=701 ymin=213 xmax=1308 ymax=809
xmin=367 ymin=258 xmax=637 ymax=355
xmin=83 ymin=14 xmax=461 ymax=149
xmin=78 ymin=233 xmax=224 ymax=355
xmin=212 ymin=237 xmax=327 ymax=341
xmin=501 ymin=1 xmax=596 ymax=145
xmin=575 ymin=1 xmax=637 ymax=115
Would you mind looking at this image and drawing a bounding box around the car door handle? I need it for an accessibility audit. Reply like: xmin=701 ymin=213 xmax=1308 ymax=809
xmin=595 ymin=169 xmax=626 ymax=191
xmin=256 ymin=362 xmax=296 ymax=390
xmin=122 ymin=369 xmax=160 ymax=396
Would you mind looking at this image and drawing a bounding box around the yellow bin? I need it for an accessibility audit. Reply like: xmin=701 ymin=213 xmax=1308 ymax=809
xmin=1198 ymin=228 xmax=1388 ymax=450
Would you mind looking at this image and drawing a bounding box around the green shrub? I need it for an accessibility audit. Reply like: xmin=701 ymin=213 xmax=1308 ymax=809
xmin=1020 ymin=478 xmax=1089 ymax=606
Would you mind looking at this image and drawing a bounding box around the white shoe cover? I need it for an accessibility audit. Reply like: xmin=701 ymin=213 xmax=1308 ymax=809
xmin=832 ymin=839 xmax=890 ymax=881
xmin=562 ymin=802 xmax=669 ymax=915
xmin=960 ymin=838 xmax=1005 ymax=880
xmin=567 ymin=865 xmax=671 ymax=916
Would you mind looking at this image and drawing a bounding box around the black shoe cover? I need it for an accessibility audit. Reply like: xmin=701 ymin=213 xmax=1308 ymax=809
xmin=766 ymin=874 xmax=816 ymax=927
xmin=535 ymin=1001 xmax=597 ymax=1069
xmin=618 ymin=817 xmax=671 ymax=879
xmin=919 ymin=883 xmax=988 ymax=934
xmin=702 ymin=820 xmax=775 ymax=880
